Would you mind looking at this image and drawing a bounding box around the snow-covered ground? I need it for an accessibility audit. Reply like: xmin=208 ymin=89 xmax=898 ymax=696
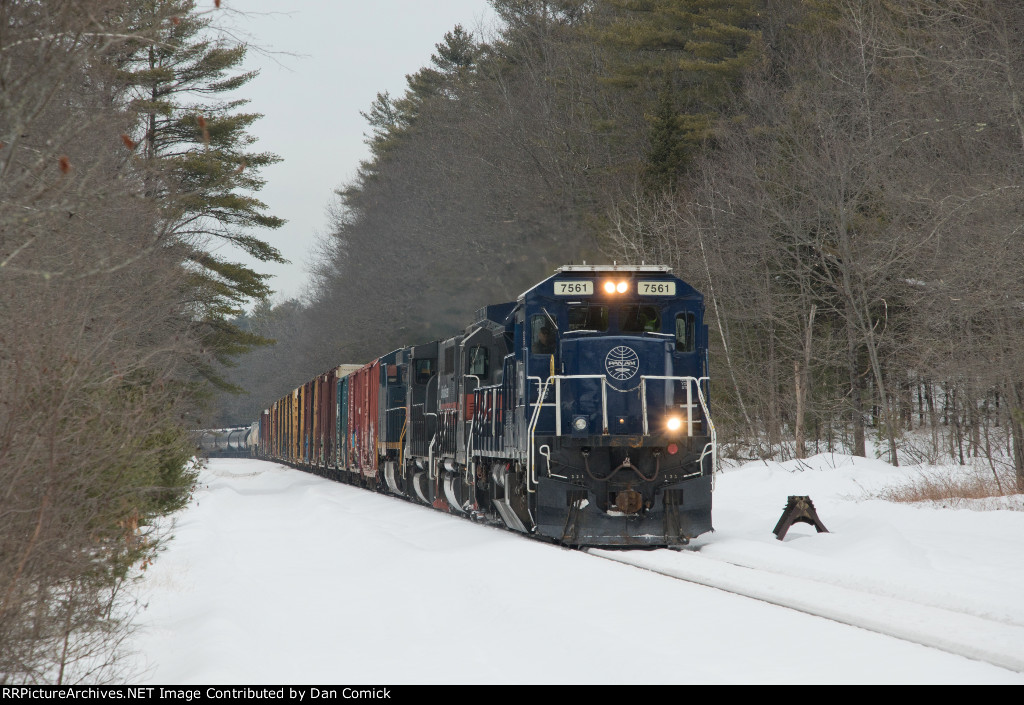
xmin=126 ymin=455 xmax=1024 ymax=684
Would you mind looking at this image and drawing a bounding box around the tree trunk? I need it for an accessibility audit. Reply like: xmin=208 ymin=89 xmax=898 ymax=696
xmin=1010 ymin=382 xmax=1024 ymax=493
xmin=794 ymin=303 xmax=816 ymax=460
xmin=846 ymin=300 xmax=866 ymax=457
xmin=795 ymin=360 xmax=806 ymax=459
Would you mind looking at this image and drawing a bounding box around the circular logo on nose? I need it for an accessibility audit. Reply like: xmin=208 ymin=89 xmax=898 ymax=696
xmin=605 ymin=346 xmax=639 ymax=381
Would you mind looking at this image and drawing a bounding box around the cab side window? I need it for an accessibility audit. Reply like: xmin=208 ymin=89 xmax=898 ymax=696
xmin=675 ymin=313 xmax=695 ymax=352
xmin=415 ymin=359 xmax=435 ymax=384
xmin=531 ymin=315 xmax=556 ymax=354
xmin=467 ymin=346 xmax=489 ymax=377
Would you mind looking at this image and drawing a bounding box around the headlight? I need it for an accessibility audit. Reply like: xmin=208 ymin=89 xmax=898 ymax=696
xmin=573 ymin=417 xmax=588 ymax=431
xmin=666 ymin=416 xmax=683 ymax=432
xmin=603 ymin=280 xmax=630 ymax=294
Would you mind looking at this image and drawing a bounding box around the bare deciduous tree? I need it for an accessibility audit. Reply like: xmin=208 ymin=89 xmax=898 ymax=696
xmin=1 ymin=0 xmax=203 ymax=682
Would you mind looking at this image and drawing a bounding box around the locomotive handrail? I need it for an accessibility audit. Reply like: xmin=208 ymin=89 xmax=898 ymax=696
xmin=539 ymin=374 xmax=711 ymax=439
xmin=398 ymin=416 xmax=407 ymax=467
xmin=465 ymin=417 xmax=475 ymax=483
xmin=525 ymin=373 xmax=717 ymax=487
xmin=551 ymin=374 xmax=610 ymax=435
xmin=638 ymin=375 xmax=709 ymax=436
xmin=698 ymin=441 xmax=717 ymax=488
xmin=384 ymin=404 xmax=406 ymax=460
xmin=428 ymin=435 xmax=437 ymax=480
xmin=526 ymin=375 xmax=557 ymax=491
xmin=527 ymin=374 xmax=607 ymax=489
xmin=491 ymin=387 xmax=497 ymax=438
xmin=640 ymin=375 xmax=716 ymax=476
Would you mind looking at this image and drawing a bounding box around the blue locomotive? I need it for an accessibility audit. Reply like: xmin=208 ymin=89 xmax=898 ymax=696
xmin=252 ymin=264 xmax=715 ymax=548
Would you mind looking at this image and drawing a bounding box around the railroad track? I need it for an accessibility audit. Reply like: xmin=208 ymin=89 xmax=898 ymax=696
xmin=248 ymin=457 xmax=1024 ymax=674
xmin=585 ymin=547 xmax=1024 ymax=674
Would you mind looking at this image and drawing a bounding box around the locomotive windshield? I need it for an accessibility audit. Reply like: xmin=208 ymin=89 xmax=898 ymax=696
xmin=619 ymin=304 xmax=661 ymax=333
xmin=568 ymin=305 xmax=608 ymax=332
xmin=562 ymin=303 xmax=667 ymax=335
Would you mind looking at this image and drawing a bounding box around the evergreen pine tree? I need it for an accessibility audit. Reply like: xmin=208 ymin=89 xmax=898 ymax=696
xmin=597 ymin=0 xmax=763 ymax=189
xmin=646 ymin=79 xmax=689 ymax=188
xmin=359 ymin=25 xmax=479 ymax=167
xmin=116 ymin=0 xmax=285 ymax=385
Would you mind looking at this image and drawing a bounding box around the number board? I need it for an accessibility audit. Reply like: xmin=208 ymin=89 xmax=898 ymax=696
xmin=554 ymin=280 xmax=594 ymax=295
xmin=638 ymin=281 xmax=676 ymax=296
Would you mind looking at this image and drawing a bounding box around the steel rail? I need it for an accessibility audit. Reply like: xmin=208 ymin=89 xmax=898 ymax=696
xmin=584 ymin=548 xmax=1024 ymax=674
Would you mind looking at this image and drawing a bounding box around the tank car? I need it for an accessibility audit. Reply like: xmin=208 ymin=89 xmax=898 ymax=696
xmin=198 ymin=426 xmax=253 ymax=458
xmin=253 ymin=264 xmax=715 ymax=548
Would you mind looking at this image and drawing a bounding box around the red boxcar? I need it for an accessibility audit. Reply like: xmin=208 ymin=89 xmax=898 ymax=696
xmin=318 ymin=368 xmax=337 ymax=468
xmin=348 ymin=359 xmax=380 ymax=482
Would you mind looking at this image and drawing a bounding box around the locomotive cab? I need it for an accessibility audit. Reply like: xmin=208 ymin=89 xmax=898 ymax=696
xmin=514 ymin=264 xmax=715 ymax=547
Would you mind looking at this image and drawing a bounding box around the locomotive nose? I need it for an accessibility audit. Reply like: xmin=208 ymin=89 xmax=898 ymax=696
xmin=562 ymin=336 xmax=670 ymax=385
xmin=558 ymin=336 xmax=679 ymax=436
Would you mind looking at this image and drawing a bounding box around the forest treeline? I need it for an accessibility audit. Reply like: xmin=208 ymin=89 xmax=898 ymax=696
xmin=0 ymin=1 xmax=282 ymax=682
xmin=220 ymin=0 xmax=1024 ymax=496
xmin=3 ymin=0 xmax=1017 ymax=682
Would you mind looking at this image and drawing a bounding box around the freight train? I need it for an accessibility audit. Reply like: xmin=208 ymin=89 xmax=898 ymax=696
xmin=245 ymin=264 xmax=716 ymax=548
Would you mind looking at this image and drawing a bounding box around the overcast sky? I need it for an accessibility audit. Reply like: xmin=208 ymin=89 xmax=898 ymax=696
xmin=220 ymin=0 xmax=497 ymax=304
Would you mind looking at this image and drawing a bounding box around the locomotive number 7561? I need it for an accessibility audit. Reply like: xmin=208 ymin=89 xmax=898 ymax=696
xmin=638 ymin=281 xmax=676 ymax=295
xmin=555 ymin=281 xmax=594 ymax=295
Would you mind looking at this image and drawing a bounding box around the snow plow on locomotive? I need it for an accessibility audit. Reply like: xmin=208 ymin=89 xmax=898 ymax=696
xmin=252 ymin=264 xmax=716 ymax=548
